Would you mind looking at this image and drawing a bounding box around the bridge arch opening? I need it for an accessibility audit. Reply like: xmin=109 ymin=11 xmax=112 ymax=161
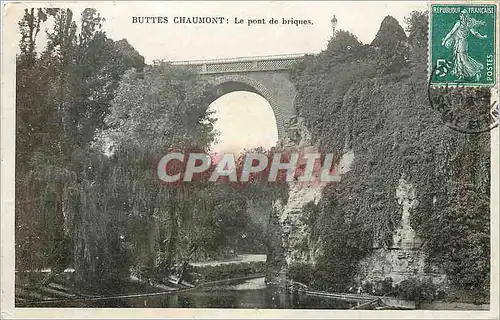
xmin=206 ymin=74 xmax=287 ymax=142
xmin=204 ymin=78 xmax=285 ymax=268
xmin=208 ymin=91 xmax=278 ymax=154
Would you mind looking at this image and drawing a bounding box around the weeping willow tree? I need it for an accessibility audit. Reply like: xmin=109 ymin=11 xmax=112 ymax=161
xmin=16 ymin=7 xmax=258 ymax=288
xmin=15 ymin=7 xmax=145 ymax=288
xmin=95 ymin=63 xmax=274 ymax=283
xmin=15 ymin=165 xmax=75 ymax=279
xmin=95 ymin=62 xmax=221 ymax=281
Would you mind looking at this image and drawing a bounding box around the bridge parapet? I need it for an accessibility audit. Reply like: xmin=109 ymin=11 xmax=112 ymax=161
xmin=169 ymin=53 xmax=308 ymax=74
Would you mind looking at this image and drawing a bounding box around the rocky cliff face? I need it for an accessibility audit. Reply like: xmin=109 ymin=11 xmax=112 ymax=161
xmin=273 ymin=183 xmax=323 ymax=266
xmin=275 ymin=14 xmax=488 ymax=298
xmin=357 ymin=178 xmax=446 ymax=287
xmin=274 ymin=115 xmax=322 ymax=267
xmin=275 ymin=116 xmax=446 ymax=287
xmin=275 ymin=116 xmax=355 ymax=268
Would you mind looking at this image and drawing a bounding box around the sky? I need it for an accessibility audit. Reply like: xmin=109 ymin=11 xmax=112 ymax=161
xmin=5 ymin=1 xmax=427 ymax=153
xmin=90 ymin=1 xmax=427 ymax=62
xmin=7 ymin=1 xmax=427 ymax=62
xmin=208 ymin=92 xmax=278 ymax=153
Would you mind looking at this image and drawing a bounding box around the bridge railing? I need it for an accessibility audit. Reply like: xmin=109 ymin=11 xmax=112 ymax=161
xmin=169 ymin=53 xmax=312 ymax=74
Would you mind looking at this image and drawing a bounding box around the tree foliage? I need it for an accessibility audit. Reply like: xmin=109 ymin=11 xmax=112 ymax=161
xmin=15 ymin=8 xmax=145 ymax=287
xmin=16 ymin=8 xmax=274 ymax=290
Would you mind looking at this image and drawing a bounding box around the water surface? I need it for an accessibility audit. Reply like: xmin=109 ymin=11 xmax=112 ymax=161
xmin=55 ymin=277 xmax=356 ymax=309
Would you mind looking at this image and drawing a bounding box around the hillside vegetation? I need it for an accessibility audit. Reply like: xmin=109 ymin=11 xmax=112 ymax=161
xmin=289 ymin=13 xmax=490 ymax=301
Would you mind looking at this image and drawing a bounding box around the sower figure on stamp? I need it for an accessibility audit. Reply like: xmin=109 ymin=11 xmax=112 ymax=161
xmin=441 ymin=9 xmax=487 ymax=81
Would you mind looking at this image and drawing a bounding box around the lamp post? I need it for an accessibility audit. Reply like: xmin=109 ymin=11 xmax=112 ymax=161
xmin=331 ymin=15 xmax=338 ymax=37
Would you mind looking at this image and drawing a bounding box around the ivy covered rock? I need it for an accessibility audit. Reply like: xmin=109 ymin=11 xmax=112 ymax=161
xmin=371 ymin=15 xmax=407 ymax=51
xmin=288 ymin=11 xmax=490 ymax=301
xmin=371 ymin=15 xmax=409 ymax=74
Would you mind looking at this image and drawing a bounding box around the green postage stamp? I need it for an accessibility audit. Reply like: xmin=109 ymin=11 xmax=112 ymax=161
xmin=430 ymin=4 xmax=496 ymax=86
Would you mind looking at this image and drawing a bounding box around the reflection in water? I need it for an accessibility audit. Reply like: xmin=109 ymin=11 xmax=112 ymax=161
xmin=64 ymin=278 xmax=356 ymax=309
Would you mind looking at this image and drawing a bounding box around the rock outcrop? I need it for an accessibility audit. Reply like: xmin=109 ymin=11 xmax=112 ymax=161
xmin=274 ymin=115 xmax=355 ymax=271
xmin=357 ymin=178 xmax=447 ymax=287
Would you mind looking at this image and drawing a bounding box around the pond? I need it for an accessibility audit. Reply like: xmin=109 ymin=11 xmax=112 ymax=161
xmin=49 ymin=277 xmax=356 ymax=309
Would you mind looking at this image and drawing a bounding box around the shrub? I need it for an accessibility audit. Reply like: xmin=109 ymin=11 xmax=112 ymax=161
xmin=394 ymin=277 xmax=437 ymax=302
xmin=288 ymin=263 xmax=314 ymax=285
xmin=191 ymin=261 xmax=266 ymax=282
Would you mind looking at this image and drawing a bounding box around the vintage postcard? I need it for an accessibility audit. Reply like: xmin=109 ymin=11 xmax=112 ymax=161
xmin=1 ymin=1 xmax=499 ymax=319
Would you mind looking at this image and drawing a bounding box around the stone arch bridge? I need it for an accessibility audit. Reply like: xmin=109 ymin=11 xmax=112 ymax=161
xmin=170 ymin=54 xmax=307 ymax=140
